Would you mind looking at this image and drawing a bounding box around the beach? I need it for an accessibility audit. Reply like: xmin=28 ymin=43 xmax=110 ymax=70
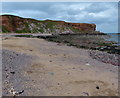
xmin=1 ymin=36 xmax=118 ymax=96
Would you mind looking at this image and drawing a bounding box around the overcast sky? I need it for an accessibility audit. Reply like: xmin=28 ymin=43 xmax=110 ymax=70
xmin=2 ymin=2 xmax=118 ymax=33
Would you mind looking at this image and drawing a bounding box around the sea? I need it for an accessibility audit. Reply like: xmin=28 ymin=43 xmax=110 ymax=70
xmin=106 ymin=33 xmax=120 ymax=45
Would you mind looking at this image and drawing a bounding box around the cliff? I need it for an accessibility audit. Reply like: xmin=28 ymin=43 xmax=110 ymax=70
xmin=0 ymin=15 xmax=97 ymax=34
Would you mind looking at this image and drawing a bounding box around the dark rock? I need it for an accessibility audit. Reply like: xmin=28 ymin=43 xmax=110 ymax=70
xmin=49 ymin=60 xmax=52 ymax=62
xmin=67 ymin=72 xmax=70 ymax=75
xmin=6 ymin=75 xmax=8 ymax=78
xmin=16 ymin=54 xmax=18 ymax=56
xmin=72 ymin=67 xmax=75 ymax=69
xmin=48 ymin=72 xmax=54 ymax=75
xmin=96 ymin=86 xmax=99 ymax=89
xmin=18 ymin=90 xmax=24 ymax=95
xmin=5 ymin=69 xmax=8 ymax=71
xmin=10 ymin=71 xmax=15 ymax=74
xmin=10 ymin=57 xmax=13 ymax=59
xmin=82 ymin=92 xmax=89 ymax=96
xmin=89 ymin=50 xmax=119 ymax=66
xmin=112 ymin=83 xmax=114 ymax=85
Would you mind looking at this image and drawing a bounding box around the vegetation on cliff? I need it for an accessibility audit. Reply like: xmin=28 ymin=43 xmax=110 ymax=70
xmin=0 ymin=14 xmax=101 ymax=34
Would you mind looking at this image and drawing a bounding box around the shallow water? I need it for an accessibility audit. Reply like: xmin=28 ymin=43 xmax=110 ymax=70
xmin=106 ymin=33 xmax=119 ymax=45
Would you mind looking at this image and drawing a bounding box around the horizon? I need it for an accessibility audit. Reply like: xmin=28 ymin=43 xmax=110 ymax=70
xmin=1 ymin=2 xmax=118 ymax=33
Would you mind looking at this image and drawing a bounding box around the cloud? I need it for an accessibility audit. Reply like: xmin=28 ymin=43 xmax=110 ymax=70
xmin=14 ymin=10 xmax=48 ymax=19
xmin=2 ymin=2 xmax=118 ymax=33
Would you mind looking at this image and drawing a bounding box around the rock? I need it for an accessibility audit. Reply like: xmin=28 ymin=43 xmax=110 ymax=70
xmin=72 ymin=67 xmax=75 ymax=69
xmin=6 ymin=75 xmax=8 ymax=78
xmin=16 ymin=54 xmax=18 ymax=56
xmin=10 ymin=71 xmax=15 ymax=75
xmin=48 ymin=72 xmax=54 ymax=75
xmin=80 ymin=69 xmax=84 ymax=71
xmin=49 ymin=60 xmax=52 ymax=62
xmin=67 ymin=72 xmax=70 ymax=75
xmin=18 ymin=90 xmax=24 ymax=95
xmin=63 ymin=54 xmax=66 ymax=56
xmin=82 ymin=92 xmax=89 ymax=96
xmin=5 ymin=69 xmax=8 ymax=71
xmin=96 ymin=86 xmax=100 ymax=89
xmin=3 ymin=37 xmax=9 ymax=40
xmin=9 ymin=88 xmax=24 ymax=96
xmin=89 ymin=50 xmax=119 ymax=66
xmin=9 ymin=87 xmax=17 ymax=96
xmin=10 ymin=57 xmax=13 ymax=59
xmin=112 ymin=83 xmax=114 ymax=85
xmin=86 ymin=63 xmax=90 ymax=66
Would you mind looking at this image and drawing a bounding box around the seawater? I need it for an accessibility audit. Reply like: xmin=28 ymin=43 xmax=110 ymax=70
xmin=106 ymin=33 xmax=120 ymax=45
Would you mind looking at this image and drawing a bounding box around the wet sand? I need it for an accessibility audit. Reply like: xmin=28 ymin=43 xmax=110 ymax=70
xmin=1 ymin=37 xmax=118 ymax=96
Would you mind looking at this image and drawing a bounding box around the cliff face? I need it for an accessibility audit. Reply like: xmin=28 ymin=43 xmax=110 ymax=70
xmin=66 ymin=23 xmax=96 ymax=31
xmin=0 ymin=15 xmax=97 ymax=34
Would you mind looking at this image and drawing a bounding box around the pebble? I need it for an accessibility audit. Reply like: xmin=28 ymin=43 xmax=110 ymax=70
xmin=16 ymin=54 xmax=19 ymax=56
xmin=49 ymin=60 xmax=52 ymax=62
xmin=82 ymin=92 xmax=89 ymax=96
xmin=96 ymin=86 xmax=100 ymax=89
xmin=67 ymin=72 xmax=70 ymax=75
xmin=48 ymin=72 xmax=54 ymax=75
xmin=112 ymin=83 xmax=114 ymax=85
xmin=2 ymin=49 xmax=32 ymax=96
xmin=86 ymin=63 xmax=90 ymax=66
xmin=6 ymin=75 xmax=8 ymax=78
xmin=10 ymin=72 xmax=15 ymax=75
xmin=72 ymin=67 xmax=75 ymax=69
xmin=80 ymin=69 xmax=84 ymax=71
xmin=5 ymin=69 xmax=8 ymax=71
xmin=89 ymin=50 xmax=119 ymax=66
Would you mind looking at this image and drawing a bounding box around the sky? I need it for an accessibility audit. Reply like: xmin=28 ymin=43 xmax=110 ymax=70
xmin=1 ymin=2 xmax=118 ymax=33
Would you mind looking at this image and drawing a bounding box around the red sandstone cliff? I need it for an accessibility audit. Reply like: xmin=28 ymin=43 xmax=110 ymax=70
xmin=0 ymin=15 xmax=97 ymax=34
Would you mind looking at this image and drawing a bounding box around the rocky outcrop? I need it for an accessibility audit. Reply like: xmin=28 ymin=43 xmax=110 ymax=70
xmin=0 ymin=14 xmax=97 ymax=34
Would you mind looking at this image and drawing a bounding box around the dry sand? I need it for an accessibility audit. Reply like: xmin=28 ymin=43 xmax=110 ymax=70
xmin=1 ymin=37 xmax=118 ymax=96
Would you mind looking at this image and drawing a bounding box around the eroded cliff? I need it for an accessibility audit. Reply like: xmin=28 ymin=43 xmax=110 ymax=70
xmin=1 ymin=15 xmax=97 ymax=34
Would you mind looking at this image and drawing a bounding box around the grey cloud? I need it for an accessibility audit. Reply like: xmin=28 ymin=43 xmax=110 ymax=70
xmin=84 ymin=3 xmax=110 ymax=13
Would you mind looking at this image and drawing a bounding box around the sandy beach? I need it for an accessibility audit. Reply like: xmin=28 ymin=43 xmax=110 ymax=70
xmin=1 ymin=37 xmax=118 ymax=96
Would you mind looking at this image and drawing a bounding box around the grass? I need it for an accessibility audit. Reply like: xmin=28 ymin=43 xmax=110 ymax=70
xmin=69 ymin=26 xmax=84 ymax=33
xmin=2 ymin=26 xmax=9 ymax=33
xmin=16 ymin=29 xmax=28 ymax=33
